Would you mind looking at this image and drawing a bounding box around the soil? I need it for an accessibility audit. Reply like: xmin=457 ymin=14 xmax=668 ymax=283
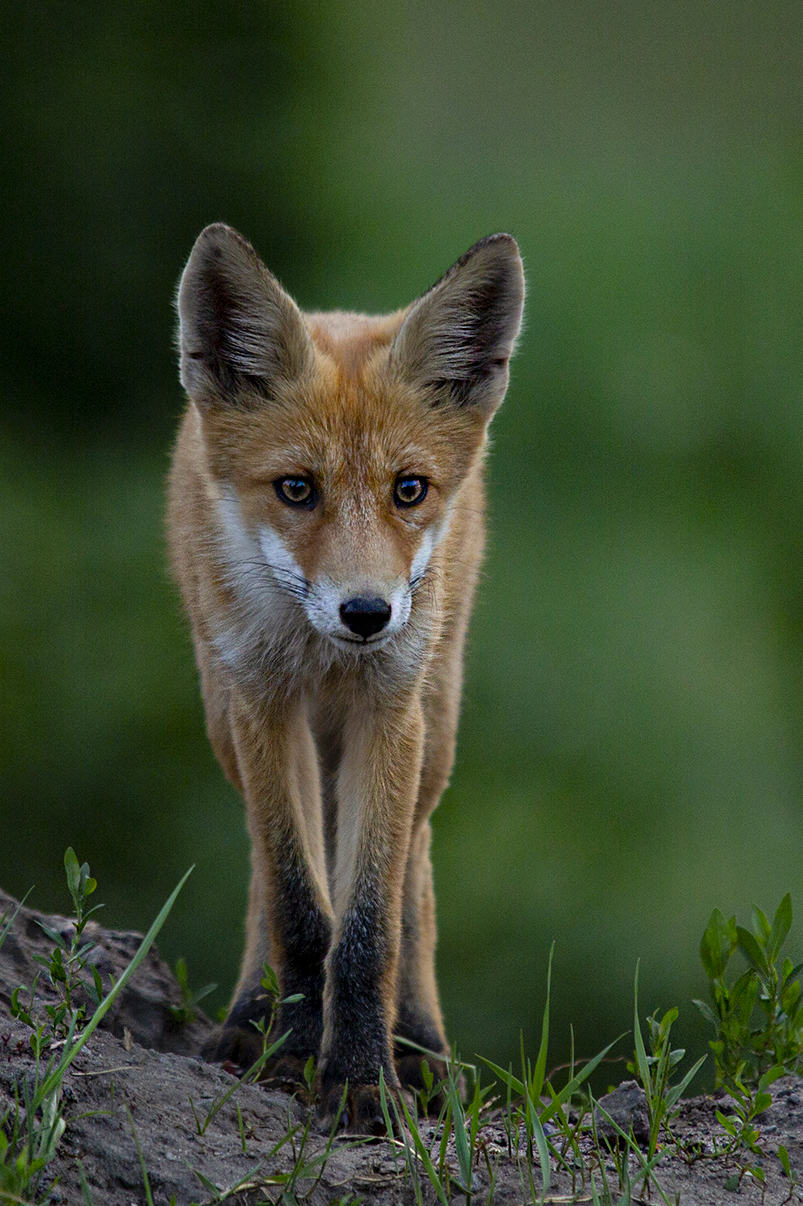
xmin=2 ymin=888 xmax=802 ymax=1206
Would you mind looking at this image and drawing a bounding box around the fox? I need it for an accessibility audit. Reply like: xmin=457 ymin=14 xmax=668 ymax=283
xmin=167 ymin=223 xmax=524 ymax=1132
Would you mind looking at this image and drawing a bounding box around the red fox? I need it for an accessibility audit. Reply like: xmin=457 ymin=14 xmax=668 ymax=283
xmin=168 ymin=224 xmax=524 ymax=1131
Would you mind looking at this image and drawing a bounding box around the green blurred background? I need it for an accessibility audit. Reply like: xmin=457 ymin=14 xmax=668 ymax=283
xmin=3 ymin=1 xmax=803 ymax=1089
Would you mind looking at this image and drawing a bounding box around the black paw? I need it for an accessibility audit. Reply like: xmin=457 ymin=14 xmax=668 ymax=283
xmin=318 ymin=1083 xmax=390 ymax=1135
xmin=202 ymin=1023 xmax=263 ymax=1071
xmin=260 ymin=1052 xmax=314 ymax=1091
xmin=202 ymin=1023 xmax=314 ymax=1088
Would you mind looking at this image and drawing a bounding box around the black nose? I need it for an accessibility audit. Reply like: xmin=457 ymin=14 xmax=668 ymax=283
xmin=339 ymin=596 xmax=392 ymax=639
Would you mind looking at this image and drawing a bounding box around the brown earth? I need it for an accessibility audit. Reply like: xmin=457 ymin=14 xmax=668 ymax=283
xmin=1 ymin=888 xmax=802 ymax=1206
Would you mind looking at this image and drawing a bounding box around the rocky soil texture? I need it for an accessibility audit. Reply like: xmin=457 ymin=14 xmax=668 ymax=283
xmin=1 ymin=888 xmax=802 ymax=1205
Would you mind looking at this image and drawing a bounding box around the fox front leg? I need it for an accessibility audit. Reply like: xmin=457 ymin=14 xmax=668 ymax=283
xmin=394 ymin=818 xmax=450 ymax=1093
xmin=214 ymin=694 xmax=335 ymax=1079
xmin=318 ymin=695 xmax=425 ymax=1133
xmin=394 ymin=650 xmax=466 ymax=1092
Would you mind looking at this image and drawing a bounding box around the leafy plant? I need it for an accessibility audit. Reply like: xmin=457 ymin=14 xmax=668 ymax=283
xmin=2 ymin=851 xmax=192 ymax=1204
xmin=712 ymin=1064 xmax=787 ymax=1192
xmin=695 ymin=893 xmax=803 ymax=1086
xmin=777 ymin=1142 xmax=800 ymax=1203
xmin=248 ymin=962 xmax=305 ymax=1052
xmin=168 ymin=955 xmax=217 ymax=1025
xmin=684 ymin=895 xmax=803 ymax=1194
xmin=189 ymin=960 xmax=304 ymax=1136
xmin=481 ymin=946 xmax=627 ymax=1201
xmin=30 ymin=848 xmax=105 ymax=1044
xmin=630 ymin=963 xmax=706 ymax=1160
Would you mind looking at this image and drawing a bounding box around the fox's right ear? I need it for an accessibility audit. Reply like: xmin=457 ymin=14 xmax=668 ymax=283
xmin=177 ymin=224 xmax=313 ymax=403
xmin=390 ymin=234 xmax=525 ymax=421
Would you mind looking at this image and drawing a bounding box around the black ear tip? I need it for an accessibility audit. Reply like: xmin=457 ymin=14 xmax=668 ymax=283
xmin=453 ymin=234 xmax=524 ymax=298
xmin=199 ymin=221 xmax=234 ymax=235
xmin=487 ymin=231 xmax=519 ymax=248
xmin=468 ymin=232 xmax=521 ymax=258
xmin=189 ymin=223 xmax=255 ymax=266
xmin=196 ymin=221 xmax=238 ymax=243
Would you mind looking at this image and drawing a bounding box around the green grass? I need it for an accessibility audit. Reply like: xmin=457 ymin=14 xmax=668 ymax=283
xmin=1 ymin=853 xmax=192 ymax=1205
xmin=4 ymin=855 xmax=803 ymax=1204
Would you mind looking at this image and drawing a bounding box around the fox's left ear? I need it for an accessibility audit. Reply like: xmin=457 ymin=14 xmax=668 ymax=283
xmin=176 ymin=223 xmax=313 ymax=405
xmin=390 ymin=234 xmax=524 ymax=420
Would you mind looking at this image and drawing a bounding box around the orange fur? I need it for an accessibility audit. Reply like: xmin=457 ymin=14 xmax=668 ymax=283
xmin=168 ymin=225 xmax=524 ymax=1132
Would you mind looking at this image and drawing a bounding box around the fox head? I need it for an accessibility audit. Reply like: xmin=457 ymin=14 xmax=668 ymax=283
xmin=176 ymin=225 xmax=524 ymax=655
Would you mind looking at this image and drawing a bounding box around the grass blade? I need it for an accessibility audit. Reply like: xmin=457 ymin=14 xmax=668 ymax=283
xmin=395 ymin=1093 xmax=450 ymax=1206
xmin=632 ymin=962 xmax=652 ymax=1100
xmin=526 ymin=1084 xmax=551 ymax=1197
xmin=32 ymin=865 xmax=194 ymax=1110
xmin=665 ymin=1054 xmax=707 ymax=1110
xmin=541 ymin=1037 xmax=624 ymax=1123
xmin=125 ymin=1103 xmax=155 ymax=1206
xmin=531 ymin=942 xmax=554 ymax=1103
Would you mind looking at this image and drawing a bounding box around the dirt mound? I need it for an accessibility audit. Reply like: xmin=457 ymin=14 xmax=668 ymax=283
xmin=1 ymin=889 xmax=801 ymax=1205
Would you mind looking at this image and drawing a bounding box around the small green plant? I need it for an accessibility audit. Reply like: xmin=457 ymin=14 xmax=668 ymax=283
xmin=31 ymin=849 xmax=105 ymax=1043
xmin=271 ymin=1085 xmax=354 ymax=1202
xmin=687 ymin=895 xmax=803 ymax=1194
xmin=778 ymin=1143 xmax=800 ymax=1203
xmin=630 ymin=964 xmax=706 ymax=1161
xmin=191 ymin=1084 xmax=363 ymax=1205
xmin=0 ymin=1095 xmax=52 ymax=1205
xmin=481 ymin=946 xmax=626 ymax=1201
xmin=589 ymin=1091 xmax=673 ymax=1206
xmin=168 ymin=955 xmax=217 ymax=1025
xmin=444 ymin=1061 xmax=482 ymax=1199
xmin=188 ymin=1025 xmax=291 ymax=1137
xmin=125 ymin=1103 xmax=157 ymax=1206
xmin=248 ymin=962 xmax=305 ymax=1052
xmin=711 ymin=1064 xmax=787 ymax=1192
xmin=10 ymin=850 xmax=108 ymax=1060
xmin=695 ymin=893 xmax=803 ymax=1087
xmin=189 ymin=960 xmax=304 ymax=1136
xmin=3 ymin=851 xmax=192 ymax=1205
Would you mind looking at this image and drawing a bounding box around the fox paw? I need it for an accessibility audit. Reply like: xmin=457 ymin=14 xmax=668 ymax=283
xmin=318 ymin=1083 xmax=391 ymax=1135
xmin=203 ymin=1025 xmax=312 ymax=1088
xmin=259 ymin=1052 xmax=313 ymax=1091
xmin=202 ymin=1023 xmax=262 ymax=1071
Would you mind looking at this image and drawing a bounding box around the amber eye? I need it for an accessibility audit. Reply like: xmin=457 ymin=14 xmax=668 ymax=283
xmin=275 ymin=477 xmax=316 ymax=508
xmin=394 ymin=475 xmax=428 ymax=508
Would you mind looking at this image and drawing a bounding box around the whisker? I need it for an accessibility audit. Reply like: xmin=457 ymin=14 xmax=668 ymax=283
xmin=410 ymin=563 xmax=442 ymax=595
xmin=234 ymin=557 xmax=310 ymax=601
xmin=262 ymin=559 xmax=311 ymax=591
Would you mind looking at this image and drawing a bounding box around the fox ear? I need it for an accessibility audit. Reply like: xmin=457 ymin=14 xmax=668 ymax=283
xmin=177 ymin=224 xmax=313 ymax=403
xmin=390 ymin=234 xmax=524 ymax=419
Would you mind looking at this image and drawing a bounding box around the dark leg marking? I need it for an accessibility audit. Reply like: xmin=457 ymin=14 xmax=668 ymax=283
xmin=394 ymin=1004 xmax=449 ymax=1097
xmin=208 ymin=839 xmax=332 ymax=1077
xmin=322 ymin=884 xmax=395 ymax=1092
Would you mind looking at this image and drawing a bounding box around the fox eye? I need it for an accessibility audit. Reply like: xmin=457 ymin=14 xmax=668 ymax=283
xmin=394 ymin=475 xmax=428 ymax=507
xmin=275 ymin=477 xmax=316 ymax=508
